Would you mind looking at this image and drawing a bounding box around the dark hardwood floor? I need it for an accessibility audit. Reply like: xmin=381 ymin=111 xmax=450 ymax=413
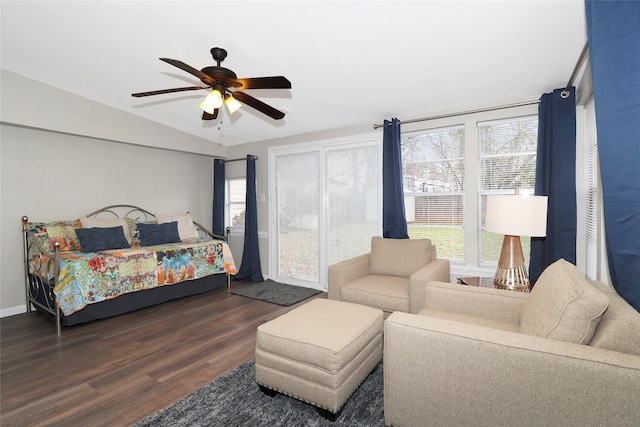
xmin=0 ymin=282 xmax=326 ymax=427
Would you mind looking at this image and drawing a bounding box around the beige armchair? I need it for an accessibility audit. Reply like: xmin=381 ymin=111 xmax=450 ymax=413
xmin=328 ymin=236 xmax=450 ymax=315
xmin=384 ymin=259 xmax=640 ymax=427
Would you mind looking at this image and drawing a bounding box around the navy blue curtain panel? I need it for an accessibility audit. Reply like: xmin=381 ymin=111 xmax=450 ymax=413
xmin=529 ymin=88 xmax=577 ymax=283
xmin=234 ymin=155 xmax=264 ymax=282
xmin=382 ymin=118 xmax=409 ymax=239
xmin=212 ymin=159 xmax=226 ymax=237
xmin=586 ymin=0 xmax=640 ymax=311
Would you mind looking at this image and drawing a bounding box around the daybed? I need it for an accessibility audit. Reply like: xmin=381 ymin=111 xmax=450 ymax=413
xmin=384 ymin=259 xmax=640 ymax=426
xmin=22 ymin=205 xmax=237 ymax=334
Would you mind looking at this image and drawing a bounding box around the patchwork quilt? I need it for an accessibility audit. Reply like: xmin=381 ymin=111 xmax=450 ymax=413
xmin=30 ymin=239 xmax=237 ymax=315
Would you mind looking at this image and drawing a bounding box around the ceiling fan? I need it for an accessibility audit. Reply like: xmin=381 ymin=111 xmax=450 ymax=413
xmin=132 ymin=47 xmax=291 ymax=121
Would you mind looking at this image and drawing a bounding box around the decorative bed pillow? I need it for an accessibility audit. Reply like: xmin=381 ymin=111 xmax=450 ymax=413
xmin=80 ymin=216 xmax=133 ymax=244
xmin=137 ymin=221 xmax=182 ymax=246
xmin=75 ymin=226 xmax=131 ymax=253
xmin=26 ymin=222 xmax=52 ymax=253
xmin=126 ymin=218 xmax=142 ymax=247
xmin=28 ymin=220 xmax=83 ymax=252
xmin=518 ymin=258 xmax=609 ymax=344
xmin=155 ymin=212 xmax=200 ymax=241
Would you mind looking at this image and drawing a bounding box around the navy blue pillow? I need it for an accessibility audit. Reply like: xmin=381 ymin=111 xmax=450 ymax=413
xmin=137 ymin=221 xmax=181 ymax=246
xmin=75 ymin=226 xmax=131 ymax=253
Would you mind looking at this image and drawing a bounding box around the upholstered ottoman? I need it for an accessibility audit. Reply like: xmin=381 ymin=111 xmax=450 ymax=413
xmin=255 ymin=298 xmax=383 ymax=420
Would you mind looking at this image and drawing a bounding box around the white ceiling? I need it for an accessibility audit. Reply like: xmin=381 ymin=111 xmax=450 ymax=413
xmin=1 ymin=1 xmax=587 ymax=147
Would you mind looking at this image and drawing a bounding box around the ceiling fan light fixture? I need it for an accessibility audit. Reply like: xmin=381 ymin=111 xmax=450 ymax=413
xmin=199 ymin=89 xmax=223 ymax=114
xmin=225 ymin=94 xmax=243 ymax=114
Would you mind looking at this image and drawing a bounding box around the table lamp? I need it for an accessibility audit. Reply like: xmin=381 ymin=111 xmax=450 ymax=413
xmin=485 ymin=191 xmax=548 ymax=291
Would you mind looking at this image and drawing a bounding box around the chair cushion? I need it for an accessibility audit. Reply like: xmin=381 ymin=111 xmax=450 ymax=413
xmin=588 ymin=280 xmax=640 ymax=356
xmin=340 ymin=275 xmax=410 ymax=313
xmin=369 ymin=237 xmax=432 ymax=278
xmin=519 ymin=259 xmax=609 ymax=344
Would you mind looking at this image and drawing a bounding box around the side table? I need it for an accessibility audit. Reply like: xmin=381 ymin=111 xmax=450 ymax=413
xmin=456 ymin=276 xmax=496 ymax=288
xmin=457 ymin=276 xmax=531 ymax=292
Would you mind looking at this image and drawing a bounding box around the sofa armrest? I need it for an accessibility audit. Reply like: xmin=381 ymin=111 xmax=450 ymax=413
xmin=384 ymin=312 xmax=640 ymax=427
xmin=327 ymin=254 xmax=370 ymax=300
xmin=408 ymin=259 xmax=450 ymax=313
xmin=420 ymin=280 xmax=527 ymax=324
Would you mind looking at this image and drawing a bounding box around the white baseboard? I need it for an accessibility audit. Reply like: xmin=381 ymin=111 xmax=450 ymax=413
xmin=1 ymin=305 xmax=27 ymax=318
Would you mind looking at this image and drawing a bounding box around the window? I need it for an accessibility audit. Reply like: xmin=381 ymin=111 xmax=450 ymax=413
xmin=477 ymin=117 xmax=538 ymax=266
xmin=227 ymin=178 xmax=246 ymax=227
xmin=401 ymin=126 xmax=465 ymax=260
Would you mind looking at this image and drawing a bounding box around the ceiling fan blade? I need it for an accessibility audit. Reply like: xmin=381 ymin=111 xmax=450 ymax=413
xmin=232 ymin=91 xmax=286 ymax=120
xmin=202 ymin=109 xmax=218 ymax=120
xmin=132 ymin=86 xmax=209 ymax=97
xmin=160 ymin=58 xmax=215 ymax=85
xmin=233 ymin=76 xmax=292 ymax=90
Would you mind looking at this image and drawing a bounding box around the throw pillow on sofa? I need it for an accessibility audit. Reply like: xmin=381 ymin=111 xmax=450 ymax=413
xmin=588 ymin=280 xmax=640 ymax=356
xmin=519 ymin=258 xmax=609 ymax=344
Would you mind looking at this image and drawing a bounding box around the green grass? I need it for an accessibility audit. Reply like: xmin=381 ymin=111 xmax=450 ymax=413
xmin=277 ymin=223 xmax=532 ymax=280
xmin=408 ymin=225 xmax=464 ymax=259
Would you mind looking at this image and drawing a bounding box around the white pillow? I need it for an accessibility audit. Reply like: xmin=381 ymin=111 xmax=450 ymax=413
xmin=155 ymin=212 xmax=200 ymax=240
xmin=79 ymin=216 xmax=132 ymax=244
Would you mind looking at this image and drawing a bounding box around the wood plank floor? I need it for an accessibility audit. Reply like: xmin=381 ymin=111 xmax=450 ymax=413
xmin=0 ymin=282 xmax=326 ymax=427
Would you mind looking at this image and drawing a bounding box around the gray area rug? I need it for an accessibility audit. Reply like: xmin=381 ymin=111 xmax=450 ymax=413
xmin=136 ymin=359 xmax=384 ymax=426
xmin=230 ymin=279 xmax=322 ymax=306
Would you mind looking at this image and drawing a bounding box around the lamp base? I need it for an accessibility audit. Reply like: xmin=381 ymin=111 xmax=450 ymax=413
xmin=493 ymin=265 xmax=531 ymax=292
xmin=493 ymin=235 xmax=531 ymax=292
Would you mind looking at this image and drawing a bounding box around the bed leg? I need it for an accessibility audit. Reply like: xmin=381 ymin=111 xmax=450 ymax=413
xmin=56 ymin=306 xmax=61 ymax=336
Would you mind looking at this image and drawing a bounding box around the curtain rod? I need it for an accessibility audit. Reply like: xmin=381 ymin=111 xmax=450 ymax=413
xmin=372 ymin=100 xmax=540 ymax=129
xmin=373 ymin=41 xmax=589 ymax=129
xmin=217 ymin=155 xmax=258 ymax=163
xmin=562 ymin=41 xmax=589 ymax=98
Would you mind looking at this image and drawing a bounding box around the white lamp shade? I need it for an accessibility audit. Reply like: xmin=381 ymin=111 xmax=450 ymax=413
xmin=199 ymin=90 xmax=223 ymax=114
xmin=225 ymin=95 xmax=242 ymax=114
xmin=485 ymin=194 xmax=548 ymax=237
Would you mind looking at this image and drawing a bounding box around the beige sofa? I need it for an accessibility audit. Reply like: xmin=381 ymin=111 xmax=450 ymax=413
xmin=328 ymin=237 xmax=450 ymax=315
xmin=384 ymin=259 xmax=640 ymax=427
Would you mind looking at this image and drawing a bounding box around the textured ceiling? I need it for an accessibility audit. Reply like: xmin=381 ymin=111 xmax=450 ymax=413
xmin=1 ymin=1 xmax=587 ymax=146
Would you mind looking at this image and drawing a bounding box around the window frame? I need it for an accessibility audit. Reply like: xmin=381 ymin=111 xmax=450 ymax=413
xmin=226 ymin=177 xmax=246 ymax=232
xmin=398 ymin=104 xmax=540 ymax=277
xmin=401 ymin=125 xmax=466 ymax=262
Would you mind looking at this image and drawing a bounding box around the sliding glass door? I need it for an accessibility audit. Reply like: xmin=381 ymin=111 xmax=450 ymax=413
xmin=326 ymin=146 xmax=380 ymax=267
xmin=271 ymin=137 xmax=380 ymax=290
xmin=275 ymin=151 xmax=321 ymax=283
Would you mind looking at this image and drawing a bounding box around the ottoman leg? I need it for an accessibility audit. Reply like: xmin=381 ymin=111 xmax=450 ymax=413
xmin=317 ymin=406 xmax=343 ymax=422
xmin=259 ymin=385 xmax=279 ymax=397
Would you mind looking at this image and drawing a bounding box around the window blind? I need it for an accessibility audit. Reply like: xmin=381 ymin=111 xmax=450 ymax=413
xmin=584 ymin=98 xmax=599 ymax=280
xmin=477 ymin=117 xmax=538 ymax=265
xmin=402 ymin=126 xmax=465 ymax=260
